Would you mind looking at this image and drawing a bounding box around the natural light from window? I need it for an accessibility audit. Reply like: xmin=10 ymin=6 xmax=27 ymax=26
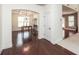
xmin=62 ymin=17 xmax=65 ymax=27
xmin=68 ymin=16 xmax=74 ymax=27
xmin=18 ymin=16 xmax=29 ymax=27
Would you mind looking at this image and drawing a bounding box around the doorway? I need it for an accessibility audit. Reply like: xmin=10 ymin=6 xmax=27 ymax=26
xmin=12 ymin=9 xmax=39 ymax=47
xmin=62 ymin=5 xmax=78 ymax=38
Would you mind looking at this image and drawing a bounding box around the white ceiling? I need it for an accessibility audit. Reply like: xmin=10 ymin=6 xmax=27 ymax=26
xmin=63 ymin=5 xmax=76 ymax=12
xmin=62 ymin=5 xmax=77 ymax=14
xmin=12 ymin=9 xmax=39 ymax=18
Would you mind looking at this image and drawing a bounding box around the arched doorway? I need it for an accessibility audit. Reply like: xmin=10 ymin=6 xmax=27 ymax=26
xmin=12 ymin=9 xmax=39 ymax=47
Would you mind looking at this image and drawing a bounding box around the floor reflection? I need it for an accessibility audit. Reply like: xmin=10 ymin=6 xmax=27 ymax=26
xmin=23 ymin=32 xmax=30 ymax=39
xmin=16 ymin=31 xmax=30 ymax=47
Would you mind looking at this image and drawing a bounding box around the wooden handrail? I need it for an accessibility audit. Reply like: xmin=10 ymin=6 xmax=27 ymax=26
xmin=21 ymin=26 xmax=32 ymax=32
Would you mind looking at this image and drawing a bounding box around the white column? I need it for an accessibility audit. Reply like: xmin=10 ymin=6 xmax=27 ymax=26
xmin=44 ymin=4 xmax=63 ymax=44
xmin=0 ymin=5 xmax=2 ymax=53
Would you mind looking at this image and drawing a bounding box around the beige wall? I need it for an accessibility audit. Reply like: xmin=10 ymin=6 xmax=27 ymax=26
xmin=12 ymin=13 xmax=18 ymax=31
xmin=77 ymin=7 xmax=79 ymax=32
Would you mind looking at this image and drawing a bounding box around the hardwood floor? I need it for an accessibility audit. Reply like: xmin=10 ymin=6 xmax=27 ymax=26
xmin=1 ymin=31 xmax=75 ymax=55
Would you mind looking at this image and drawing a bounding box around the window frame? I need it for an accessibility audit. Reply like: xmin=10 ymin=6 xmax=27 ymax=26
xmin=18 ymin=16 xmax=30 ymax=27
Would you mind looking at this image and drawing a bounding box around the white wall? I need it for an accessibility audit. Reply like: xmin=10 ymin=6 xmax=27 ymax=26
xmin=44 ymin=4 xmax=63 ymax=44
xmin=1 ymin=4 xmax=45 ymax=50
xmin=1 ymin=4 xmax=63 ymax=50
xmin=0 ymin=5 xmax=2 ymax=52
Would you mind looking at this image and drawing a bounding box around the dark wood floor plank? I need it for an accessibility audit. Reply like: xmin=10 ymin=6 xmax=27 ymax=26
xmin=1 ymin=31 xmax=76 ymax=55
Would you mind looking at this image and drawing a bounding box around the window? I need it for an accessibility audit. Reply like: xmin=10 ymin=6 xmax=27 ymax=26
xmin=62 ymin=17 xmax=65 ymax=38
xmin=18 ymin=16 xmax=29 ymax=27
xmin=62 ymin=17 xmax=65 ymax=27
xmin=68 ymin=16 xmax=74 ymax=27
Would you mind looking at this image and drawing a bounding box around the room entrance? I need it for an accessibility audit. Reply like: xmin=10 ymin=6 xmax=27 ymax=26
xmin=12 ymin=9 xmax=39 ymax=47
xmin=62 ymin=5 xmax=78 ymax=39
